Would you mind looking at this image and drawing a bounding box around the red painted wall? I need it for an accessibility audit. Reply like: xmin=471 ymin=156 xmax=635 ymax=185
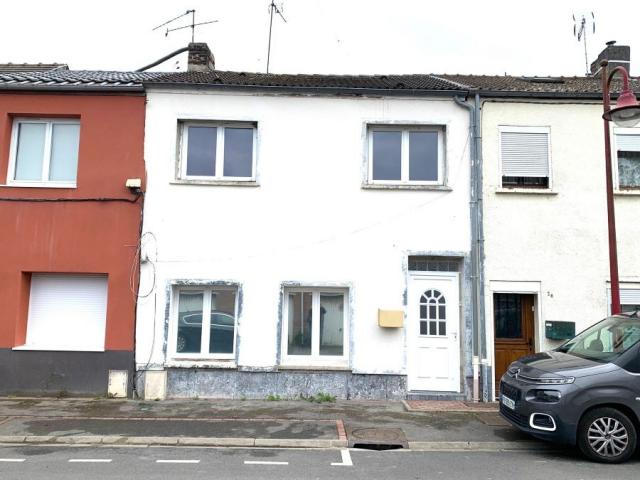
xmin=0 ymin=93 xmax=146 ymax=351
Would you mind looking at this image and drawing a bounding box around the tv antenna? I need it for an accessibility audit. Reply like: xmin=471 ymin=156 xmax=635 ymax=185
xmin=266 ymin=1 xmax=287 ymax=73
xmin=153 ymin=9 xmax=218 ymax=43
xmin=573 ymin=12 xmax=595 ymax=75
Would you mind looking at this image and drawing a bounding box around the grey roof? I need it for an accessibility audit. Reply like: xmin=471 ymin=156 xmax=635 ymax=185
xmin=0 ymin=70 xmax=165 ymax=91
xmin=147 ymin=70 xmax=464 ymax=93
xmin=0 ymin=63 xmax=68 ymax=73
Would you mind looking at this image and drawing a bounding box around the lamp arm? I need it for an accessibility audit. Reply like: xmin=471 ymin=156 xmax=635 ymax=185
xmin=606 ymin=66 xmax=631 ymax=93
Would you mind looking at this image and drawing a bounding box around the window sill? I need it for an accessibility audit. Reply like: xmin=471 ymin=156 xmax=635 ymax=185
xmin=2 ymin=182 xmax=77 ymax=189
xmin=614 ymin=189 xmax=640 ymax=196
xmin=165 ymin=359 xmax=237 ymax=369
xmin=362 ymin=183 xmax=452 ymax=191
xmin=171 ymin=179 xmax=259 ymax=187
xmin=495 ymin=187 xmax=558 ymax=195
xmin=278 ymin=364 xmax=351 ymax=372
xmin=12 ymin=345 xmax=105 ymax=352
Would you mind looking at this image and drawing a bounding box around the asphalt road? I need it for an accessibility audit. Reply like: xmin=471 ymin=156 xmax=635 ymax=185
xmin=0 ymin=445 xmax=639 ymax=479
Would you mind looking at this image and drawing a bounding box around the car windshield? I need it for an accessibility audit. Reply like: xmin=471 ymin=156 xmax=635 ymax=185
xmin=556 ymin=315 xmax=640 ymax=363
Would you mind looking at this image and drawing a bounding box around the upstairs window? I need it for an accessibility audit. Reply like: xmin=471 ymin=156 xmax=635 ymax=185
xmin=615 ymin=131 xmax=640 ymax=189
xmin=179 ymin=121 xmax=256 ymax=182
xmin=367 ymin=126 xmax=445 ymax=186
xmin=8 ymin=118 xmax=80 ymax=186
xmin=499 ymin=126 xmax=551 ymax=189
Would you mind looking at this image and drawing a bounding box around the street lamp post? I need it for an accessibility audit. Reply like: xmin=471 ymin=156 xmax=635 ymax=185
xmin=600 ymin=59 xmax=640 ymax=315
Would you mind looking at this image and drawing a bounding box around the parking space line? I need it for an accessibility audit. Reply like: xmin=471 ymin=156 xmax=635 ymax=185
xmin=0 ymin=459 xmax=25 ymax=463
xmin=244 ymin=460 xmax=289 ymax=465
xmin=156 ymin=459 xmax=200 ymax=464
xmin=68 ymin=459 xmax=112 ymax=463
xmin=331 ymin=449 xmax=353 ymax=466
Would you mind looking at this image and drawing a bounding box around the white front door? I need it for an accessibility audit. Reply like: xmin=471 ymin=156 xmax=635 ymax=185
xmin=407 ymin=272 xmax=461 ymax=392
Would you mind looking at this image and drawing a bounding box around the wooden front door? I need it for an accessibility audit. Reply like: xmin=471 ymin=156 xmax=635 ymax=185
xmin=493 ymin=293 xmax=535 ymax=388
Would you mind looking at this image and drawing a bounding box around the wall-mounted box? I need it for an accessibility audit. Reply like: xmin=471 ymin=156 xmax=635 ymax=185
xmin=144 ymin=370 xmax=167 ymax=400
xmin=108 ymin=370 xmax=128 ymax=398
xmin=545 ymin=321 xmax=575 ymax=340
xmin=378 ymin=309 xmax=403 ymax=328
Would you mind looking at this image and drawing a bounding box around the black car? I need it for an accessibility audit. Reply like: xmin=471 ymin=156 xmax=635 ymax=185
xmin=499 ymin=311 xmax=640 ymax=463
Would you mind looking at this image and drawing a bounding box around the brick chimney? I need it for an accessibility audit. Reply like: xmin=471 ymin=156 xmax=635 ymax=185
xmin=590 ymin=41 xmax=631 ymax=76
xmin=187 ymin=43 xmax=215 ymax=72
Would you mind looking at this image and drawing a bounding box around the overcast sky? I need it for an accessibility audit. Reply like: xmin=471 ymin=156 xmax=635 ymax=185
xmin=1 ymin=0 xmax=639 ymax=76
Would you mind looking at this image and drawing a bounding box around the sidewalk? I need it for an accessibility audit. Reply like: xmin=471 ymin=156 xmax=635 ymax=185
xmin=0 ymin=397 xmax=547 ymax=451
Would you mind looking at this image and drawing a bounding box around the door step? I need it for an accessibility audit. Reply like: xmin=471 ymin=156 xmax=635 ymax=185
xmin=406 ymin=391 xmax=466 ymax=401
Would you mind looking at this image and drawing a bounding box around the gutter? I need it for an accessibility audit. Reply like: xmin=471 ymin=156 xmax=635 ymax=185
xmin=144 ymin=82 xmax=469 ymax=98
xmin=454 ymin=93 xmax=487 ymax=402
xmin=0 ymin=84 xmax=145 ymax=93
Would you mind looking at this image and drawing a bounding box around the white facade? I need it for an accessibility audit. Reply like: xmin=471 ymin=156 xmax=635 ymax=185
xmin=482 ymin=100 xmax=640 ymax=395
xmin=135 ymin=87 xmax=472 ymax=398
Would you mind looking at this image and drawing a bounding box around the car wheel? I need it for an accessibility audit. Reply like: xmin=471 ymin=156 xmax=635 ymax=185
xmin=176 ymin=335 xmax=186 ymax=352
xmin=577 ymin=407 xmax=637 ymax=463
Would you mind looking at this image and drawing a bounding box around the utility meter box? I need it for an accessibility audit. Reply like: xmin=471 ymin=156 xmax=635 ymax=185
xmin=378 ymin=309 xmax=404 ymax=328
xmin=545 ymin=321 xmax=575 ymax=340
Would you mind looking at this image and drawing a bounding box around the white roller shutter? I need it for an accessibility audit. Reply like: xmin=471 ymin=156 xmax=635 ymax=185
xmin=616 ymin=134 xmax=640 ymax=152
xmin=621 ymin=289 xmax=640 ymax=305
xmin=501 ymin=130 xmax=550 ymax=177
xmin=26 ymin=274 xmax=108 ymax=351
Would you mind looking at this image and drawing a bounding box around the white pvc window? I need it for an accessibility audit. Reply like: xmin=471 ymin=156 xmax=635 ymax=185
xmin=367 ymin=125 xmax=445 ymax=185
xmin=614 ymin=129 xmax=640 ymax=189
xmin=608 ymin=287 xmax=640 ymax=314
xmin=22 ymin=274 xmax=108 ymax=351
xmin=499 ymin=126 xmax=551 ymax=188
xmin=171 ymin=286 xmax=238 ymax=359
xmin=281 ymin=288 xmax=349 ymax=367
xmin=8 ymin=118 xmax=80 ymax=187
xmin=179 ymin=121 xmax=256 ymax=181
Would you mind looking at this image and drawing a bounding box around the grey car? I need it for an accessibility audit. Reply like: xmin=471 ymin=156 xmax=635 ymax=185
xmin=499 ymin=311 xmax=640 ymax=463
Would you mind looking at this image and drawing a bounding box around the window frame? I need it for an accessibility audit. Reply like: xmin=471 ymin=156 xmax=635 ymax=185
xmin=498 ymin=125 xmax=552 ymax=190
xmin=366 ymin=124 xmax=445 ymax=186
xmin=613 ymin=127 xmax=640 ymax=191
xmin=169 ymin=285 xmax=239 ymax=360
xmin=280 ymin=287 xmax=350 ymax=368
xmin=7 ymin=117 xmax=80 ymax=188
xmin=177 ymin=120 xmax=257 ymax=183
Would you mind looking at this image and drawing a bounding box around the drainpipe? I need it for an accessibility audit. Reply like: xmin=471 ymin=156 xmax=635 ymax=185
xmin=454 ymin=93 xmax=486 ymax=402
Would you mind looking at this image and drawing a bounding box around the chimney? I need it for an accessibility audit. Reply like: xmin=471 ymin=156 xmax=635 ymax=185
xmin=187 ymin=43 xmax=215 ymax=72
xmin=590 ymin=41 xmax=631 ymax=76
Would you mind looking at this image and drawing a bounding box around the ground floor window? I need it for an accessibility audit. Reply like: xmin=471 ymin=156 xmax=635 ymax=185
xmin=609 ymin=287 xmax=640 ymax=314
xmin=281 ymin=288 xmax=348 ymax=367
xmin=23 ymin=274 xmax=108 ymax=351
xmin=172 ymin=286 xmax=238 ymax=359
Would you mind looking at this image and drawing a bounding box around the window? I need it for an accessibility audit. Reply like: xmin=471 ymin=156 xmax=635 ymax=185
xmin=172 ymin=286 xmax=238 ymax=358
xmin=419 ymin=289 xmax=447 ymax=336
xmin=8 ymin=118 xmax=80 ymax=186
xmin=615 ymin=131 xmax=640 ymax=189
xmin=281 ymin=288 xmax=349 ymax=367
xmin=367 ymin=125 xmax=444 ymax=185
xmin=179 ymin=122 xmax=256 ymax=182
xmin=20 ymin=274 xmax=107 ymax=351
xmin=609 ymin=287 xmax=640 ymax=314
xmin=499 ymin=126 xmax=551 ymax=189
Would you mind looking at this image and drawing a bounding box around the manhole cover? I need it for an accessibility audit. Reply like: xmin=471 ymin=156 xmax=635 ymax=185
xmin=347 ymin=427 xmax=408 ymax=449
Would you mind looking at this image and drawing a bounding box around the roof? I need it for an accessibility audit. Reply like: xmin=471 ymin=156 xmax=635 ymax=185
xmin=146 ymin=70 xmax=464 ymax=94
xmin=0 ymin=63 xmax=68 ymax=73
xmin=438 ymin=74 xmax=640 ymax=98
xmin=0 ymin=70 xmax=166 ymax=92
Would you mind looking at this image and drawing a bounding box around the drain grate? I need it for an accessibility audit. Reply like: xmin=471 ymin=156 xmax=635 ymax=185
xmin=347 ymin=427 xmax=408 ymax=450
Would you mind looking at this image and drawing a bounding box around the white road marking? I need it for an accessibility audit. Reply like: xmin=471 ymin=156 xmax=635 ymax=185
xmin=0 ymin=459 xmax=26 ymax=463
xmin=68 ymin=459 xmax=112 ymax=463
xmin=156 ymin=459 xmax=201 ymax=464
xmin=244 ymin=460 xmax=289 ymax=465
xmin=331 ymin=449 xmax=353 ymax=466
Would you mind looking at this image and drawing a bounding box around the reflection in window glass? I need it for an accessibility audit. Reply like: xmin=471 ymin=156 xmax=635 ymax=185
xmin=618 ymin=150 xmax=640 ymax=188
xmin=210 ymin=290 xmax=236 ymax=354
xmin=288 ymin=292 xmax=312 ymax=355
xmin=186 ymin=126 xmax=217 ymax=176
xmin=15 ymin=123 xmax=46 ymax=181
xmin=49 ymin=124 xmax=80 ymax=181
xmin=409 ymin=131 xmax=438 ymax=181
xmin=177 ymin=291 xmax=203 ymax=353
xmin=223 ymin=128 xmax=253 ymax=177
xmin=372 ymin=131 xmax=402 ymax=180
xmin=494 ymin=293 xmax=522 ymax=339
xmin=320 ymin=294 xmax=344 ymax=356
